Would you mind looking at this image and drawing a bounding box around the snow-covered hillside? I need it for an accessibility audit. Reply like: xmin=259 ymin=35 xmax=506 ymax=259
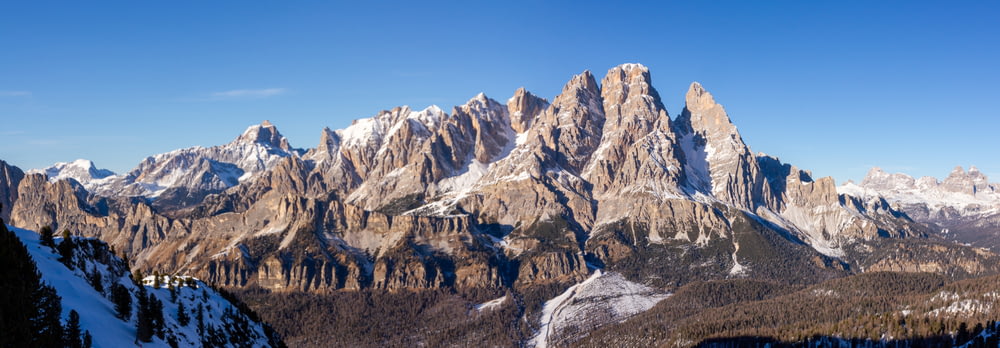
xmin=9 ymin=225 xmax=282 ymax=348
xmin=529 ymin=270 xmax=670 ymax=348
xmin=28 ymin=159 xmax=117 ymax=191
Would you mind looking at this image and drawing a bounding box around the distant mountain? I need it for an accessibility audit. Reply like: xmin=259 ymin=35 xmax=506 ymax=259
xmin=2 ymin=222 xmax=283 ymax=347
xmin=29 ymin=159 xmax=116 ymax=188
xmin=841 ymin=166 xmax=1000 ymax=250
xmin=30 ymin=120 xmax=303 ymax=210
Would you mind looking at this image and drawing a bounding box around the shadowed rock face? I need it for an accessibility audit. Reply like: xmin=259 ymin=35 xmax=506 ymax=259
xmin=3 ymin=63 xmax=984 ymax=296
xmin=0 ymin=160 xmax=24 ymax=221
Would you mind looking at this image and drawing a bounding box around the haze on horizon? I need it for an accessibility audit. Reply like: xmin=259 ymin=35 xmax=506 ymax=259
xmin=1 ymin=1 xmax=997 ymax=184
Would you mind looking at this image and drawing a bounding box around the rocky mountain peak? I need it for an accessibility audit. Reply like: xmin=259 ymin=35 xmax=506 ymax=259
xmin=942 ymin=165 xmax=992 ymax=195
xmin=685 ymin=82 xmax=718 ymax=112
xmin=557 ymin=70 xmax=601 ymax=103
xmin=601 ymin=63 xmax=658 ymax=107
xmin=318 ymin=127 xmax=339 ymax=150
xmin=235 ymin=120 xmax=292 ymax=151
xmin=860 ymin=167 xmax=916 ymax=191
xmin=507 ymin=87 xmax=548 ymax=133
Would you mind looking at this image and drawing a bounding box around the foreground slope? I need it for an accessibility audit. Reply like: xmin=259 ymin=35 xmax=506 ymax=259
xmin=6 ymin=224 xmax=283 ymax=347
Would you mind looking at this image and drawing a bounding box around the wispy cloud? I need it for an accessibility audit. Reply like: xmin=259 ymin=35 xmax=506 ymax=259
xmin=210 ymin=88 xmax=287 ymax=99
xmin=0 ymin=91 xmax=31 ymax=97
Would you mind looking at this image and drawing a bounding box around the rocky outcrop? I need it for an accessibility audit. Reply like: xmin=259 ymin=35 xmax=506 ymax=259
xmin=507 ymin=87 xmax=548 ymax=133
xmin=0 ymin=159 xmax=23 ymax=220
xmin=675 ymin=82 xmax=768 ymax=209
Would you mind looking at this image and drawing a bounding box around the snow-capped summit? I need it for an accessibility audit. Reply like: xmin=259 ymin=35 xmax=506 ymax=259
xmin=235 ymin=120 xmax=295 ymax=152
xmin=38 ymin=122 xmax=305 ymax=209
xmin=840 ymin=166 xmax=1000 ymax=248
xmin=29 ymin=159 xmax=116 ymax=191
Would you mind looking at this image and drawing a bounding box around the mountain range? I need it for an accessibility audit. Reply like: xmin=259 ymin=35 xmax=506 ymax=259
xmin=2 ymin=63 xmax=998 ymax=347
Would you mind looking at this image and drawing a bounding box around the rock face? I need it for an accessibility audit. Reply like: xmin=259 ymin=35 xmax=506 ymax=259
xmin=4 ymin=63 xmax=986 ymax=297
xmin=0 ymin=160 xmax=24 ymax=220
xmin=842 ymin=166 xmax=1000 ymax=250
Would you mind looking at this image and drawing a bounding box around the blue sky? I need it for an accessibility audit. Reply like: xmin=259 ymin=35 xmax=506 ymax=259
xmin=1 ymin=1 xmax=997 ymax=183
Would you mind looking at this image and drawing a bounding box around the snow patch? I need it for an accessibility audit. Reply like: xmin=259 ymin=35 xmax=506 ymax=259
xmin=529 ymin=271 xmax=669 ymax=348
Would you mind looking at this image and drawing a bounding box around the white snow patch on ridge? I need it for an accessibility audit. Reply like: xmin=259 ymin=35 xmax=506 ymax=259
xmin=529 ymin=270 xmax=669 ymax=348
xmin=474 ymin=295 xmax=508 ymax=312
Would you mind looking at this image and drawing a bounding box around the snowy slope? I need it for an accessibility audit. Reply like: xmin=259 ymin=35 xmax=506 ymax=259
xmin=28 ymin=159 xmax=117 ymax=191
xmin=10 ymin=225 xmax=280 ymax=348
xmin=529 ymin=270 xmax=670 ymax=348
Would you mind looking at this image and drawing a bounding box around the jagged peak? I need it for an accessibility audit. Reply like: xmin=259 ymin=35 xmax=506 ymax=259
xmin=318 ymin=126 xmax=339 ymax=148
xmin=507 ymin=87 xmax=549 ymax=133
xmin=951 ymin=165 xmax=966 ymax=174
xmin=235 ymin=120 xmax=291 ymax=151
xmin=615 ymin=62 xmax=649 ymax=73
xmin=685 ymin=81 xmax=718 ymax=111
xmin=866 ymin=167 xmax=886 ymax=176
xmin=559 ymin=70 xmax=600 ymax=96
xmin=507 ymin=87 xmax=548 ymax=107
xmin=30 ymin=158 xmax=116 ymax=182
xmin=601 ymin=63 xmax=659 ymax=107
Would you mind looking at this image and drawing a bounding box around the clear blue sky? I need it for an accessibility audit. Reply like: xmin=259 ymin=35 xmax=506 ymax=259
xmin=1 ymin=1 xmax=997 ymax=183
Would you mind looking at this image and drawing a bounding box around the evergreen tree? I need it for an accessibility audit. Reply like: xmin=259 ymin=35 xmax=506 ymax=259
xmin=57 ymin=231 xmax=75 ymax=269
xmin=133 ymin=269 xmax=144 ymax=284
xmin=169 ymin=280 xmax=177 ymax=302
xmin=64 ymin=309 xmax=83 ymax=348
xmin=39 ymin=225 xmax=55 ymax=248
xmin=0 ymin=221 xmax=63 ymax=348
xmin=958 ymin=322 xmax=971 ymax=344
xmin=135 ymin=286 xmax=153 ymax=343
xmin=177 ymin=300 xmax=190 ymax=326
xmin=152 ymin=296 xmax=165 ymax=339
xmin=82 ymin=330 xmax=92 ymax=348
xmin=111 ymin=283 xmax=132 ymax=320
xmin=87 ymin=265 xmax=103 ymax=294
xmin=33 ymin=283 xmax=64 ymax=348
xmin=153 ymin=271 xmax=161 ymax=289
xmin=196 ymin=303 xmax=205 ymax=336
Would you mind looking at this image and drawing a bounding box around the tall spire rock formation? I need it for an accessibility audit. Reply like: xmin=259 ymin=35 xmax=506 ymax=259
xmin=507 ymin=87 xmax=548 ymax=134
xmin=676 ymin=82 xmax=767 ymax=209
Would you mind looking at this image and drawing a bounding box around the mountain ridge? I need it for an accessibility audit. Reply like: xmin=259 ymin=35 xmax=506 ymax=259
xmin=4 ymin=62 xmax=997 ymax=347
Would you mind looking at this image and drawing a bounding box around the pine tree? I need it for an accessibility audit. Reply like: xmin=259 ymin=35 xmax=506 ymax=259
xmin=0 ymin=221 xmax=62 ymax=348
xmin=33 ymin=284 xmax=64 ymax=348
xmin=111 ymin=283 xmax=132 ymax=320
xmin=958 ymin=322 xmax=971 ymax=344
xmin=153 ymin=271 xmax=161 ymax=289
xmin=177 ymin=300 xmax=190 ymax=326
xmin=135 ymin=286 xmax=153 ymax=343
xmin=87 ymin=265 xmax=103 ymax=294
xmin=82 ymin=330 xmax=92 ymax=348
xmin=57 ymin=231 xmax=75 ymax=269
xmin=39 ymin=225 xmax=55 ymax=248
xmin=64 ymin=309 xmax=83 ymax=348
xmin=152 ymin=296 xmax=165 ymax=339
